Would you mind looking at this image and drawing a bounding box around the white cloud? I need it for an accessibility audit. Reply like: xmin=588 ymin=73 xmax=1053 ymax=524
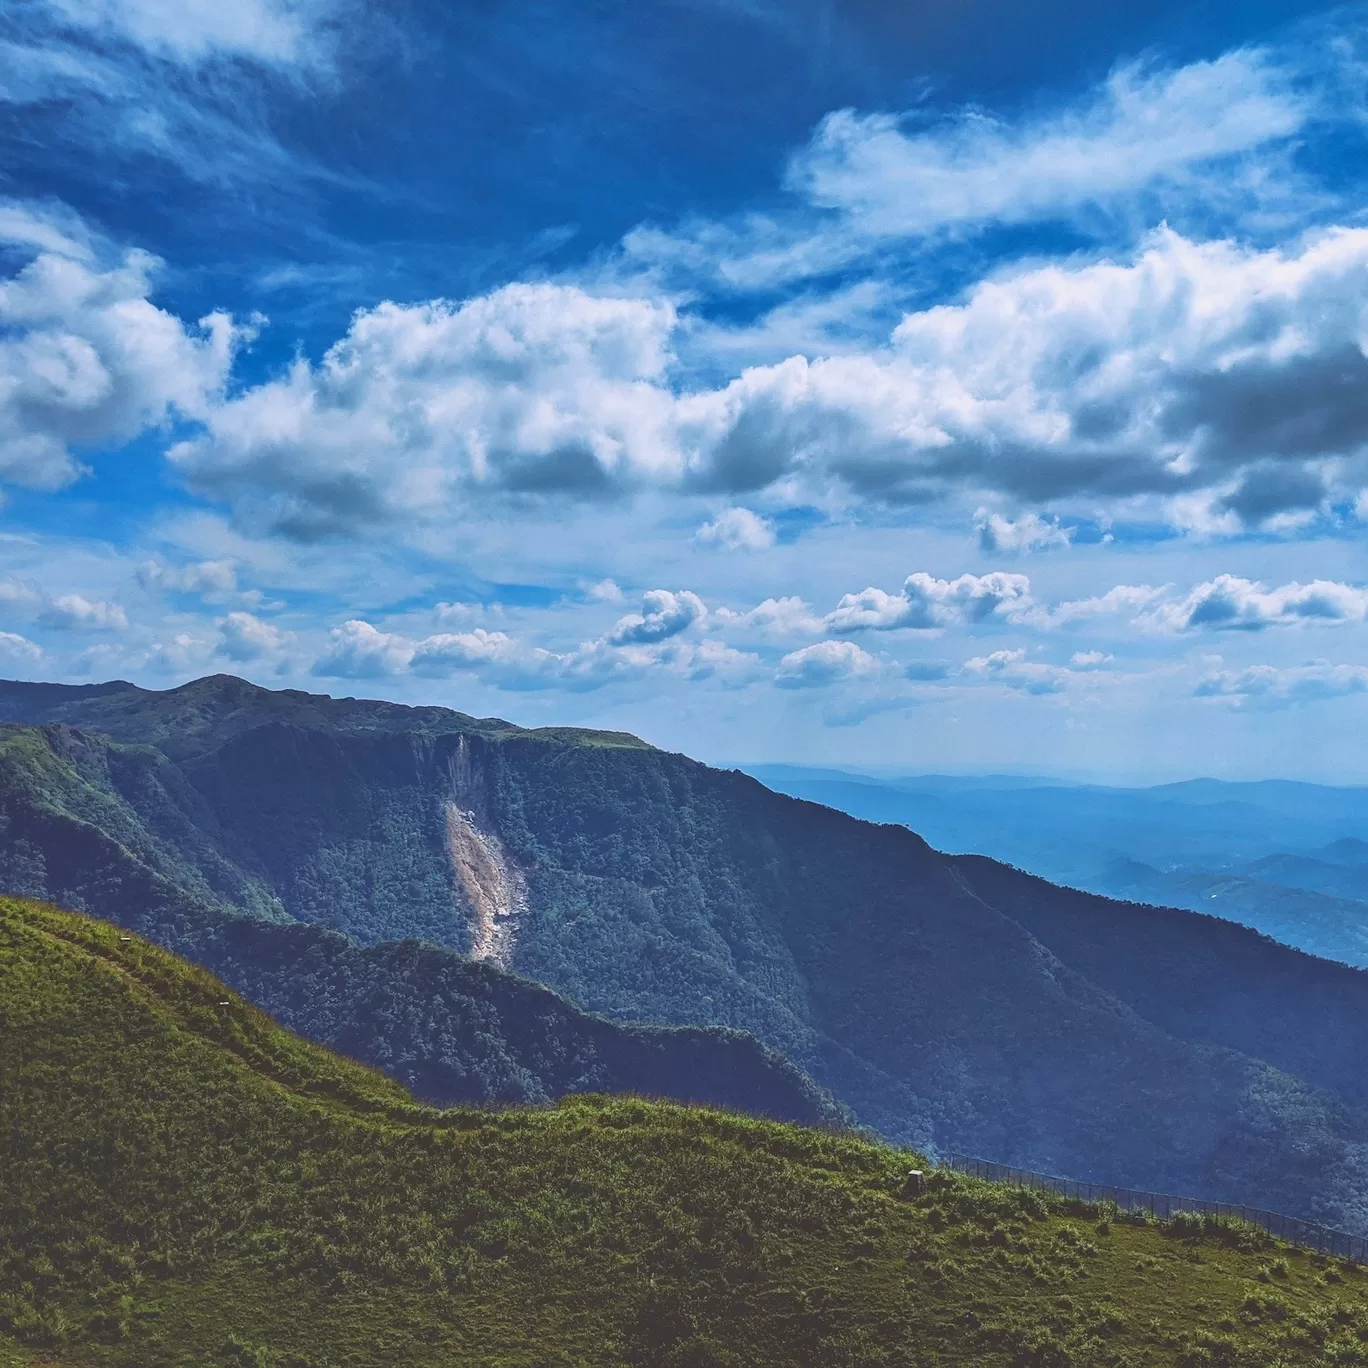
xmin=1146 ymin=575 xmax=1368 ymax=632
xmin=791 ymin=53 xmax=1305 ymax=240
xmin=139 ymin=557 xmax=239 ymax=595
xmin=682 ymin=226 xmax=1368 ymax=525
xmin=0 ymin=578 xmax=41 ymax=609
xmin=40 ymin=0 xmax=333 ymax=65
xmin=410 ymin=628 xmax=557 ymax=685
xmin=695 ymin=506 xmax=775 ymax=551
xmin=308 ymin=590 xmax=754 ymax=694
xmin=775 ymin=639 xmax=880 ymax=689
xmin=147 ymin=220 xmax=1368 ymax=539
xmin=962 ymin=648 xmax=1073 ymax=694
xmin=1070 ymin=650 xmax=1112 ymax=668
xmin=312 ymin=619 xmax=412 ymax=678
xmin=216 ymin=610 xmax=292 ymax=661
xmin=0 ymin=201 xmax=94 ymax=261
xmin=146 ymin=632 xmax=211 ymax=674
xmin=716 ymin=595 xmax=822 ymax=638
xmin=0 ymin=236 xmax=241 ymax=493
xmin=825 ymin=571 xmax=1031 ymax=632
xmin=609 ymin=589 xmax=706 ymax=645
xmin=585 ymin=578 xmax=625 ymax=603
xmin=974 ymin=509 xmax=1072 ymax=554
xmin=624 ymin=48 xmax=1312 ymax=291
xmin=676 ymin=637 xmax=756 ymax=683
xmin=1195 ymin=661 xmax=1368 ymax=708
xmin=38 ymin=593 xmax=128 ymax=630
xmin=0 ymin=631 xmax=42 ymax=663
xmin=432 ymin=600 xmax=482 ymax=625
xmin=171 ymin=284 xmax=679 ymax=537
xmin=1032 ymin=584 xmax=1167 ymax=628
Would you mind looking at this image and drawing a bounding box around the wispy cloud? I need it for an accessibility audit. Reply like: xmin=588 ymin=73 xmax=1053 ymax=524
xmin=623 ymin=46 xmax=1320 ymax=292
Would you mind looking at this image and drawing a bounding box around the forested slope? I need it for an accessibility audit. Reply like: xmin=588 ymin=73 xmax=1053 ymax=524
xmin=0 ymin=723 xmax=837 ymax=1124
xmin=6 ymin=675 xmax=1368 ymax=1233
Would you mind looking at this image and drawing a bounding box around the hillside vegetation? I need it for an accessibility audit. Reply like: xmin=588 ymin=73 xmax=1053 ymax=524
xmin=7 ymin=896 xmax=1368 ymax=1368
xmin=0 ymin=723 xmax=834 ymax=1123
xmin=7 ymin=677 xmax=1368 ymax=1232
xmin=748 ymin=766 xmax=1368 ymax=968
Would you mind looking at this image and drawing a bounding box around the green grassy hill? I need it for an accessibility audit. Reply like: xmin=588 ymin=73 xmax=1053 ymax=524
xmin=5 ymin=897 xmax=1368 ymax=1368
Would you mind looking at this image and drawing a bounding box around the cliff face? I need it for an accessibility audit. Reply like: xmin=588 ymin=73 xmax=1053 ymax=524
xmin=7 ymin=674 xmax=1368 ymax=1232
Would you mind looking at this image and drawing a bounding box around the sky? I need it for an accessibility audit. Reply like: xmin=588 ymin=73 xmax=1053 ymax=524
xmin=4 ymin=0 xmax=1368 ymax=780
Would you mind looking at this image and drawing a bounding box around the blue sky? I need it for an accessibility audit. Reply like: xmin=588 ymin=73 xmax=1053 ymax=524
xmin=4 ymin=0 xmax=1368 ymax=780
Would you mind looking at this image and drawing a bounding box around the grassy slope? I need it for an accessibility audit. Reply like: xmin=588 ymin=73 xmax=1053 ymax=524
xmin=5 ymin=899 xmax=1368 ymax=1368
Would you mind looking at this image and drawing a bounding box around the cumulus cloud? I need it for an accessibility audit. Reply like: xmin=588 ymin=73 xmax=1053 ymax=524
xmin=0 ymin=231 xmax=240 ymax=493
xmin=310 ymin=588 xmax=753 ymax=693
xmin=1147 ymin=575 xmax=1368 ymax=632
xmin=974 ymin=509 xmax=1072 ymax=554
xmin=552 ymin=634 xmax=756 ymax=691
xmin=145 ymin=632 xmax=211 ymax=674
xmin=584 ymin=579 xmax=625 ymax=603
xmin=410 ymin=628 xmax=556 ymax=685
xmin=312 ymin=619 xmax=412 ymax=678
xmin=695 ymin=506 xmax=775 ymax=551
xmin=139 ymin=219 xmax=1368 ymax=539
xmin=170 ymin=284 xmax=679 ymax=537
xmin=608 ymin=589 xmax=706 ymax=645
xmin=825 ymin=571 xmax=1031 ymax=632
xmin=431 ymin=600 xmax=482 ymax=625
xmin=38 ymin=593 xmax=128 ymax=630
xmin=0 ymin=578 xmax=41 ymax=609
xmin=216 ymin=610 xmax=292 ymax=661
xmin=962 ymin=648 xmax=1073 ymax=694
xmin=681 ymin=227 xmax=1368 ymax=525
xmin=774 ymin=639 xmax=880 ymax=689
xmin=1195 ymin=661 xmax=1368 ymax=708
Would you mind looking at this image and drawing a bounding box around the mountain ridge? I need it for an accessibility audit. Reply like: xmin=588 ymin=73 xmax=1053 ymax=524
xmin=7 ymin=675 xmax=1368 ymax=1232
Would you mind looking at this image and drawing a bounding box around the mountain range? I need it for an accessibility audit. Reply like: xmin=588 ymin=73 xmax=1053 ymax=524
xmin=6 ymin=675 xmax=1368 ymax=1235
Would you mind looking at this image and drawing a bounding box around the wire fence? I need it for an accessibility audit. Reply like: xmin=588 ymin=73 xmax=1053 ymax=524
xmin=941 ymin=1152 xmax=1368 ymax=1265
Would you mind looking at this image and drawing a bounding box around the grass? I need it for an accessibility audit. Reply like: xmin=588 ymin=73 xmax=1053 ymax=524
xmin=5 ymin=894 xmax=1368 ymax=1367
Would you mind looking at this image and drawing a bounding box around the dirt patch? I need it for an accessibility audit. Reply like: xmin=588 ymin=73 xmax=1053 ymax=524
xmin=443 ymin=802 xmax=527 ymax=967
